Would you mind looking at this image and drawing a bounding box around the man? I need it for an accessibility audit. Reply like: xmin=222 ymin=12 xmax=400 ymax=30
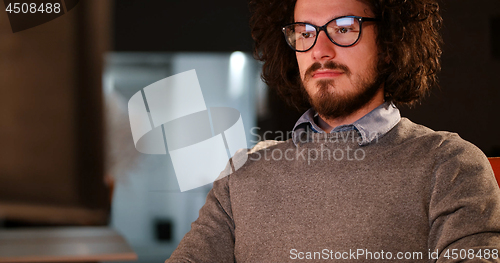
xmin=166 ymin=0 xmax=500 ymax=262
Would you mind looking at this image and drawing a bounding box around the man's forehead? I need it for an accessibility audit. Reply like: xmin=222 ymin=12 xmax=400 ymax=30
xmin=294 ymin=0 xmax=374 ymax=23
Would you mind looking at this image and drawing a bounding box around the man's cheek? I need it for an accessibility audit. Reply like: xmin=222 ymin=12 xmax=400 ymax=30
xmin=296 ymin=57 xmax=307 ymax=76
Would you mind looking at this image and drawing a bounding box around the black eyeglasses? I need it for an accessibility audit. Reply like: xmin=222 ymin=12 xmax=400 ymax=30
xmin=282 ymin=16 xmax=379 ymax=52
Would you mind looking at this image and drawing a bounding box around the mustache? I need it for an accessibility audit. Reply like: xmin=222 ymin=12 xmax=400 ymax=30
xmin=304 ymin=61 xmax=351 ymax=81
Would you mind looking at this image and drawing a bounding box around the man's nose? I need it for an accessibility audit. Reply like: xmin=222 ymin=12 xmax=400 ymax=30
xmin=311 ymin=31 xmax=337 ymax=61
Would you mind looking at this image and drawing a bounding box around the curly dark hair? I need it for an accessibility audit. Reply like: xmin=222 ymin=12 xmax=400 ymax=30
xmin=249 ymin=0 xmax=443 ymax=110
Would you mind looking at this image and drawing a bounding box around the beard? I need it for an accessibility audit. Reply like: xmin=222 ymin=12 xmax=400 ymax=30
xmin=301 ymin=60 xmax=383 ymax=120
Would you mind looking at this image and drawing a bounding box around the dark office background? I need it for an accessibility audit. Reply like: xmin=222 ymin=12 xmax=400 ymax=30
xmin=0 ymin=1 xmax=498 ymax=262
xmin=114 ymin=0 xmax=500 ymax=156
xmin=1 ymin=0 xmax=499 ymax=228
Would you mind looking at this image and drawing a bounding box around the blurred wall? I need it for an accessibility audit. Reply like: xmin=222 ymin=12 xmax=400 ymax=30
xmin=113 ymin=0 xmax=253 ymax=52
xmin=400 ymin=0 xmax=500 ymax=156
xmin=0 ymin=0 xmax=112 ymax=225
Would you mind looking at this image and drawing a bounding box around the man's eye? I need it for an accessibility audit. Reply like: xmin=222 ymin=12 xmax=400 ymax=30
xmin=338 ymin=27 xmax=350 ymax=34
xmin=300 ymin=32 xmax=315 ymax=38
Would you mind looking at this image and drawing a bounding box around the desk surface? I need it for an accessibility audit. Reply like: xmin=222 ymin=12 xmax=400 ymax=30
xmin=0 ymin=227 xmax=137 ymax=262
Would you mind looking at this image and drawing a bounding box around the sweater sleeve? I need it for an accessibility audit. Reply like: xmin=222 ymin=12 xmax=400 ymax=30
xmin=428 ymin=135 xmax=500 ymax=262
xmin=165 ymin=175 xmax=235 ymax=263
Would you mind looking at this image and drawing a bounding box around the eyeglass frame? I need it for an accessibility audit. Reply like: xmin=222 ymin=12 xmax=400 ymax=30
xmin=282 ymin=15 xmax=380 ymax=52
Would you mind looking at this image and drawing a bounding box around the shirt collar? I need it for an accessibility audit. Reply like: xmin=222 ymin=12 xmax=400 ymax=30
xmin=292 ymin=101 xmax=401 ymax=146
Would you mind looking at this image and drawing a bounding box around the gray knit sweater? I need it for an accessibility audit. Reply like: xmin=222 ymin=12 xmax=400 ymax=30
xmin=166 ymin=118 xmax=500 ymax=262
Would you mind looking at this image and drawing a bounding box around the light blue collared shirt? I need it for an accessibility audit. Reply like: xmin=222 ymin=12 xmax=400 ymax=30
xmin=292 ymin=101 xmax=401 ymax=146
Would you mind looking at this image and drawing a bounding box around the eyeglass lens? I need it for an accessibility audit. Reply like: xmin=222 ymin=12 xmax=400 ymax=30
xmin=284 ymin=17 xmax=361 ymax=51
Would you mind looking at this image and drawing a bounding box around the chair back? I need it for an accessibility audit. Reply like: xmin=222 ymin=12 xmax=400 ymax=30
xmin=489 ymin=157 xmax=500 ymax=187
